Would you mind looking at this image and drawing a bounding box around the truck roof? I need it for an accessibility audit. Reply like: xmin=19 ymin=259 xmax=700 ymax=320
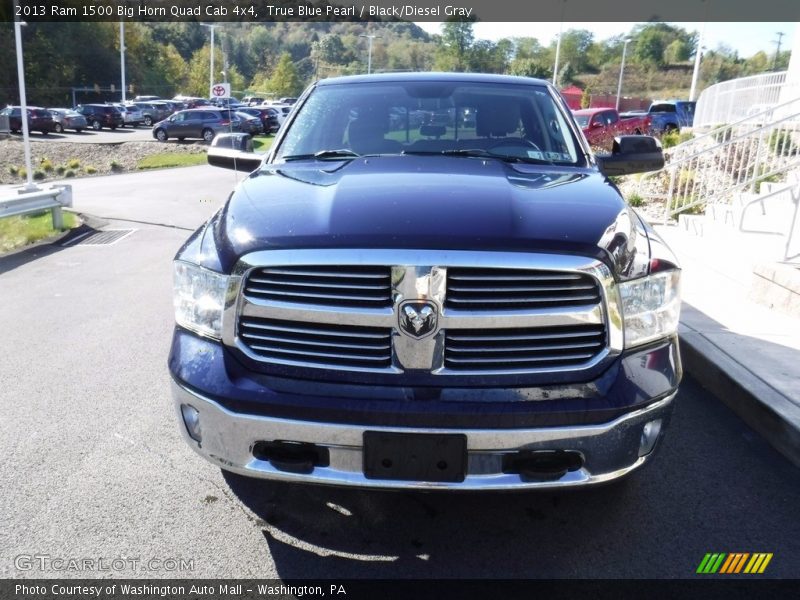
xmin=317 ymin=72 xmax=551 ymax=87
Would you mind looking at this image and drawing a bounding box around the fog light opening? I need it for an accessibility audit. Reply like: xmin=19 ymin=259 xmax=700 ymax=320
xmin=639 ymin=419 xmax=663 ymax=457
xmin=181 ymin=404 xmax=202 ymax=443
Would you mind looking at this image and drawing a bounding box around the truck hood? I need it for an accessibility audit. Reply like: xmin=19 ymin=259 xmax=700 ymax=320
xmin=188 ymin=155 xmax=645 ymax=276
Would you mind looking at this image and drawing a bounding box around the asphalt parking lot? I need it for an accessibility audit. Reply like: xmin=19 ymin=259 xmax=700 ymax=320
xmin=0 ymin=167 xmax=798 ymax=579
xmin=4 ymin=127 xmax=155 ymax=144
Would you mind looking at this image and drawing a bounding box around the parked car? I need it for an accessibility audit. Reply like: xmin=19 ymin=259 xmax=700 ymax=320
xmin=133 ymin=95 xmax=161 ymax=102
xmin=209 ymin=96 xmax=244 ymax=109
xmin=74 ymin=104 xmax=124 ymax=130
xmin=172 ymin=96 xmax=210 ymax=110
xmin=152 ymin=108 xmax=241 ymax=142
xmin=623 ymin=101 xmax=696 ymax=134
xmin=233 ymin=111 xmax=264 ymax=135
xmin=172 ymin=73 xmax=679 ymax=491
xmin=0 ymin=106 xmax=57 ymax=134
xmin=151 ymin=100 xmax=178 ymax=117
xmin=131 ymin=102 xmax=169 ymax=127
xmin=111 ymin=103 xmax=142 ymax=127
xmin=278 ymin=97 xmax=298 ymax=105
xmin=260 ymin=101 xmax=292 ymax=127
xmin=47 ymin=108 xmax=88 ymax=133
xmin=242 ymin=96 xmax=266 ymax=106
xmin=237 ymin=107 xmax=280 ymax=134
xmin=572 ymin=108 xmax=652 ymax=151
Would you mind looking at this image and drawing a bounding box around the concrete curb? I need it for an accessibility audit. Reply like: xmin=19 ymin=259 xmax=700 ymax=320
xmin=680 ymin=329 xmax=800 ymax=468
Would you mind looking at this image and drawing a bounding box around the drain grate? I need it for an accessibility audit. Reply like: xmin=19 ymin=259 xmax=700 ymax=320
xmin=65 ymin=229 xmax=135 ymax=246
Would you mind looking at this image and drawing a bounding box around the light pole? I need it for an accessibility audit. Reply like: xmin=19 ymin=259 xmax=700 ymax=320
xmin=200 ymin=23 xmax=219 ymax=95
xmin=120 ymin=22 xmax=126 ymax=102
xmin=615 ymin=38 xmax=632 ymax=111
xmin=552 ymin=27 xmax=563 ymax=86
xmin=689 ymin=26 xmax=705 ymax=101
xmin=359 ymin=34 xmax=380 ymax=74
xmin=12 ymin=0 xmax=34 ymax=189
xmin=552 ymin=0 xmax=567 ymax=86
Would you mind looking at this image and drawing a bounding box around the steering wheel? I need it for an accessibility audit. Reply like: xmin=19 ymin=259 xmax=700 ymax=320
xmin=487 ymin=138 xmax=541 ymax=152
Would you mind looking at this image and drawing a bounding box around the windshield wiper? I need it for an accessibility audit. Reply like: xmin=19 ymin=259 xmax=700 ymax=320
xmin=282 ymin=149 xmax=361 ymax=162
xmin=402 ymin=148 xmax=555 ymax=165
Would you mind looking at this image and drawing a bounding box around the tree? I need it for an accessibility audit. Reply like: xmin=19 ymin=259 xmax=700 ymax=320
xmin=268 ymin=53 xmax=303 ymax=97
xmin=663 ymin=39 xmax=691 ymax=64
xmin=436 ymin=19 xmax=475 ymax=72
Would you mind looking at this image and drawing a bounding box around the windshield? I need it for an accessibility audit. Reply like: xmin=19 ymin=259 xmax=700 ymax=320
xmin=573 ymin=115 xmax=590 ymax=128
xmin=275 ymin=81 xmax=583 ymax=165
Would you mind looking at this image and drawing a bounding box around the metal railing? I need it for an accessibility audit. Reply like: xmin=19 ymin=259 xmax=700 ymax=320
xmin=636 ymin=96 xmax=800 ymax=259
xmin=693 ymin=71 xmax=792 ymax=130
xmin=0 ymin=184 xmax=73 ymax=229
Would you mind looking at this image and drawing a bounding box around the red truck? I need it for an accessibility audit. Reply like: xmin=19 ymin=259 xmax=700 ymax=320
xmin=572 ymin=108 xmax=652 ymax=151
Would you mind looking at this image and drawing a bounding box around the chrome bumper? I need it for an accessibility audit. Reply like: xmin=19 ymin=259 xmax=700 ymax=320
xmin=172 ymin=380 xmax=675 ymax=490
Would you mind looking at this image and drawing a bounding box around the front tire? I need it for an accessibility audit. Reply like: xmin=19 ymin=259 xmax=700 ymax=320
xmin=144 ymin=116 xmax=153 ymax=127
xmin=92 ymin=120 xmax=101 ymax=131
xmin=155 ymin=128 xmax=168 ymax=142
xmin=202 ymin=128 xmax=214 ymax=143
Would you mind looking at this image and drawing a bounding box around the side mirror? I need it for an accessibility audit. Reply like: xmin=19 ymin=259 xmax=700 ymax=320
xmin=207 ymin=133 xmax=262 ymax=172
xmin=595 ymin=135 xmax=664 ymax=177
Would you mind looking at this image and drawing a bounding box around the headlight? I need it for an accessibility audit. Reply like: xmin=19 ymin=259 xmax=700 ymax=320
xmin=173 ymin=261 xmax=229 ymax=339
xmin=619 ymin=270 xmax=681 ymax=348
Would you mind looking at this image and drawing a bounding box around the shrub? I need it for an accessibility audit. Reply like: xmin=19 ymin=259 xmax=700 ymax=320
xmin=627 ymin=193 xmax=645 ymax=207
xmin=109 ymin=160 xmax=123 ymax=172
xmin=768 ymin=130 xmax=798 ymax=156
xmin=677 ymin=131 xmax=695 ymax=144
xmin=661 ymin=131 xmax=681 ymax=149
xmin=32 ymin=170 xmax=45 ymax=180
xmin=711 ymin=125 xmax=733 ymax=143
xmin=64 ymin=170 xmax=76 ymax=178
xmin=85 ymin=166 xmax=97 ymax=174
xmin=18 ymin=167 xmax=27 ymax=179
xmin=55 ymin=165 xmax=66 ymax=175
xmin=40 ymin=158 xmax=54 ymax=172
xmin=66 ymin=158 xmax=80 ymax=169
xmin=677 ymin=169 xmax=695 ymax=188
xmin=8 ymin=165 xmax=18 ymax=176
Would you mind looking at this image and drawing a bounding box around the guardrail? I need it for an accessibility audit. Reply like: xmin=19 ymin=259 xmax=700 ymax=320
xmin=0 ymin=184 xmax=73 ymax=229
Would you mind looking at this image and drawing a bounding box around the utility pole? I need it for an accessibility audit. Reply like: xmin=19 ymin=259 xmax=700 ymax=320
xmin=120 ymin=22 xmax=126 ymax=102
xmin=773 ymin=31 xmax=785 ymax=70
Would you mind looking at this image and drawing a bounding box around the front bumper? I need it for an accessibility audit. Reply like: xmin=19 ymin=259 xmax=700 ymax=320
xmin=172 ymin=379 xmax=675 ymax=490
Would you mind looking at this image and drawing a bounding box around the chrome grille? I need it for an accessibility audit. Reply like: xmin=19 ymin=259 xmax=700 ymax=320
xmin=238 ymin=317 xmax=393 ymax=369
xmin=446 ymin=267 xmax=601 ymax=309
xmin=243 ymin=266 xmax=392 ymax=308
xmin=444 ymin=325 xmax=606 ymax=371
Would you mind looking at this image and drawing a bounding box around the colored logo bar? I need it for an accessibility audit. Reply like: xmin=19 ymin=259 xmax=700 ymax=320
xmin=696 ymin=553 xmax=773 ymax=574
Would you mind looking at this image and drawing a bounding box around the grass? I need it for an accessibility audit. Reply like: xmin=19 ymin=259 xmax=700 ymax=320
xmin=0 ymin=211 xmax=79 ymax=254
xmin=252 ymin=135 xmax=274 ymax=154
xmin=137 ymin=153 xmax=207 ymax=170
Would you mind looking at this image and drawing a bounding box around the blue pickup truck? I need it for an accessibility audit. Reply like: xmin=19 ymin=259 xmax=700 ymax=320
xmin=623 ymin=100 xmax=696 ymax=134
xmin=169 ymin=73 xmax=681 ymax=490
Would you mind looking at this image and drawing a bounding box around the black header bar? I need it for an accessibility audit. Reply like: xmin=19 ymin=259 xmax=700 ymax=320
xmin=3 ymin=0 xmax=800 ymax=23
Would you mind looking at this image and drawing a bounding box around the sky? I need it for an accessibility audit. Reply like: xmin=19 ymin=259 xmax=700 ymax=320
xmin=414 ymin=22 xmax=797 ymax=59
